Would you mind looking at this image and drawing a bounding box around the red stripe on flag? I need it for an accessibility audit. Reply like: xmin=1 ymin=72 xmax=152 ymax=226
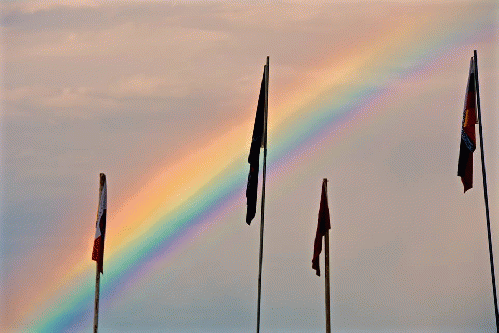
xmin=92 ymin=236 xmax=102 ymax=262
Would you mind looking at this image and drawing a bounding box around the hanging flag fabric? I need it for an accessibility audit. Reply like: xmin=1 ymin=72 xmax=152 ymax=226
xmin=312 ymin=179 xmax=331 ymax=276
xmin=92 ymin=173 xmax=107 ymax=274
xmin=458 ymin=57 xmax=477 ymax=192
xmin=246 ymin=70 xmax=266 ymax=225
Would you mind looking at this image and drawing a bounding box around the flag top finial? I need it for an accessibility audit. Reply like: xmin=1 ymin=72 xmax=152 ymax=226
xmin=99 ymin=173 xmax=106 ymax=186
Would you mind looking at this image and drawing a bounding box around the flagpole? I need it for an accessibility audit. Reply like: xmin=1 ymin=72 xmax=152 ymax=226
xmin=256 ymin=56 xmax=269 ymax=333
xmin=323 ymin=179 xmax=331 ymax=333
xmin=93 ymin=265 xmax=100 ymax=333
xmin=474 ymin=50 xmax=499 ymax=332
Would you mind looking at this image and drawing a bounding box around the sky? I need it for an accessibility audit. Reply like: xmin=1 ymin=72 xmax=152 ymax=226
xmin=1 ymin=0 xmax=498 ymax=332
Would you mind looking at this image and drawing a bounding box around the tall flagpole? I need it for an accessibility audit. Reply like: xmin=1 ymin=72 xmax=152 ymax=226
xmin=256 ymin=56 xmax=269 ymax=333
xmin=474 ymin=50 xmax=499 ymax=332
xmin=313 ymin=178 xmax=332 ymax=331
xmin=323 ymin=179 xmax=331 ymax=333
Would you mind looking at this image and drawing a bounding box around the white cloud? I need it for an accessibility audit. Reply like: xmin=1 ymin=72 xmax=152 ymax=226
xmin=110 ymin=75 xmax=164 ymax=97
xmin=4 ymin=86 xmax=118 ymax=111
xmin=108 ymin=74 xmax=193 ymax=98
xmin=42 ymin=86 xmax=112 ymax=108
xmin=10 ymin=20 xmax=229 ymax=60
xmin=4 ymin=86 xmax=53 ymax=102
xmin=10 ymin=0 xmax=100 ymax=14
xmin=2 ymin=0 xmax=494 ymax=16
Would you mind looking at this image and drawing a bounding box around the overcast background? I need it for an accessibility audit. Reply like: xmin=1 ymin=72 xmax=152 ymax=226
xmin=1 ymin=0 xmax=499 ymax=332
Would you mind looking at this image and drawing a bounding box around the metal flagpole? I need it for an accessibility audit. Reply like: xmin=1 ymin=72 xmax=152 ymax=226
xmin=474 ymin=50 xmax=499 ymax=332
xmin=323 ymin=179 xmax=331 ymax=333
xmin=256 ymin=56 xmax=269 ymax=333
xmin=93 ymin=265 xmax=100 ymax=333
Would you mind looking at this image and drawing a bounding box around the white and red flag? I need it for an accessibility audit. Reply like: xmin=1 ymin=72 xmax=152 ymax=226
xmin=92 ymin=173 xmax=107 ymax=274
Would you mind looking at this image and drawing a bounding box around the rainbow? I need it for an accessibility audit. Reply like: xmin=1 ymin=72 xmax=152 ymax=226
xmin=13 ymin=7 xmax=496 ymax=332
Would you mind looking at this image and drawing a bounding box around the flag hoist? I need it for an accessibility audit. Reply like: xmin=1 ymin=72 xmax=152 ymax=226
xmin=312 ymin=178 xmax=331 ymax=333
xmin=246 ymin=56 xmax=269 ymax=333
xmin=92 ymin=173 xmax=107 ymax=333
xmin=458 ymin=51 xmax=498 ymax=332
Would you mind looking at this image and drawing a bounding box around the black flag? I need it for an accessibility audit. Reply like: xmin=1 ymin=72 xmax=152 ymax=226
xmin=246 ymin=70 xmax=266 ymax=225
xmin=312 ymin=179 xmax=331 ymax=276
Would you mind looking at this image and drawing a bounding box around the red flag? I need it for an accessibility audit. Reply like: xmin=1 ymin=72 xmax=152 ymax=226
xmin=312 ymin=179 xmax=331 ymax=276
xmin=92 ymin=173 xmax=107 ymax=274
xmin=457 ymin=57 xmax=477 ymax=192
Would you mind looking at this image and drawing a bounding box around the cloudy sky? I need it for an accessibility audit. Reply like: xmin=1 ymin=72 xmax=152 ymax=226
xmin=1 ymin=0 xmax=498 ymax=332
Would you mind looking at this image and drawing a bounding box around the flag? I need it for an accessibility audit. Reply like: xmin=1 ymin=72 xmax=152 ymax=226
xmin=92 ymin=173 xmax=107 ymax=274
xmin=246 ymin=69 xmax=266 ymax=225
xmin=458 ymin=57 xmax=477 ymax=192
xmin=312 ymin=179 xmax=331 ymax=276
